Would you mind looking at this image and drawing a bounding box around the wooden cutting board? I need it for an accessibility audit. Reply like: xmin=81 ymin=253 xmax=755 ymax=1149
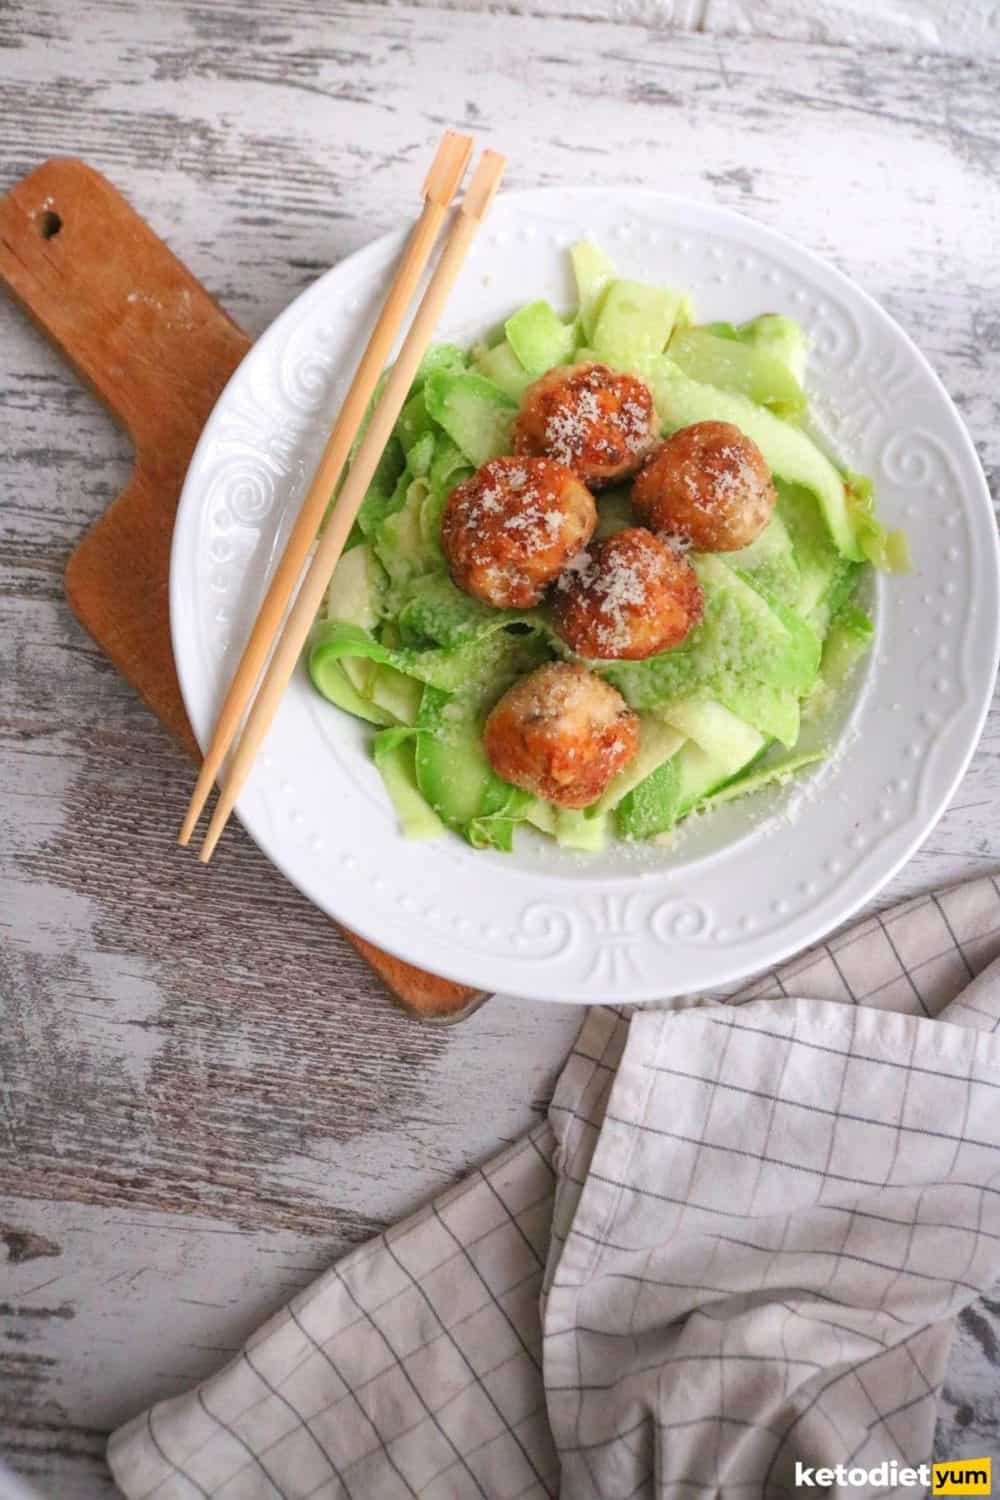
xmin=0 ymin=156 xmax=484 ymax=1021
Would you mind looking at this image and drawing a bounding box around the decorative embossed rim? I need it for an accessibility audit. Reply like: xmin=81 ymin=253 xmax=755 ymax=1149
xmin=171 ymin=189 xmax=1000 ymax=1004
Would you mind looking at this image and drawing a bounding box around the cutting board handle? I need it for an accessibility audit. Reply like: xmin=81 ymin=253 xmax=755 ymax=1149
xmin=0 ymin=156 xmax=248 ymax=459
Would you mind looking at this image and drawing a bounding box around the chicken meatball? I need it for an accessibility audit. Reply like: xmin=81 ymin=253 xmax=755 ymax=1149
xmin=553 ymin=528 xmax=703 ymax=661
xmin=513 ymin=362 xmax=658 ymax=489
xmin=441 ymin=456 xmax=597 ymax=608
xmin=484 ymin=662 xmax=639 ymax=809
xmin=632 ymin=420 xmax=776 ymax=552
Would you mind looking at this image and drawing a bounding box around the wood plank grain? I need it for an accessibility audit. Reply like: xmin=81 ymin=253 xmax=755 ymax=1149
xmin=377 ymin=0 xmax=1000 ymax=57
xmin=2 ymin=0 xmax=999 ymax=1490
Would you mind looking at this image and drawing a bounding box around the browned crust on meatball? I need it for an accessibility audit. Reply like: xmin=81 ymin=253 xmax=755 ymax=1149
xmin=553 ymin=527 xmax=703 ymax=661
xmin=632 ymin=420 xmax=776 ymax=552
xmin=441 ymin=456 xmax=597 ymax=608
xmin=513 ymin=363 xmax=658 ymax=490
xmin=484 ymin=661 xmax=639 ymax=809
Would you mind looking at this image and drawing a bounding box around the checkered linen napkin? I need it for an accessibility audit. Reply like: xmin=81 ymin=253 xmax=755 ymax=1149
xmin=109 ymin=875 xmax=1000 ymax=1499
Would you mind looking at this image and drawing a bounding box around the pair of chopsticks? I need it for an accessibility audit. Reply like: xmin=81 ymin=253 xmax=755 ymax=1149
xmin=179 ymin=132 xmax=505 ymax=862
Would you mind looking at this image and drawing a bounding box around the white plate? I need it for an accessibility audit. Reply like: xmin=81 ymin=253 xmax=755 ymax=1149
xmin=171 ymin=188 xmax=999 ymax=1004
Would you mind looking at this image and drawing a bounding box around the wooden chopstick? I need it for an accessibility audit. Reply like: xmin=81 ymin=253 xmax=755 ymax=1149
xmin=178 ymin=129 xmax=474 ymax=848
xmin=197 ymin=149 xmax=507 ymax=863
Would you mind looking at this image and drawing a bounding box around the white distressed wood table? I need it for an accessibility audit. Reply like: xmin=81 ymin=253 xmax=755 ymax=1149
xmin=2 ymin=2 xmax=999 ymax=1493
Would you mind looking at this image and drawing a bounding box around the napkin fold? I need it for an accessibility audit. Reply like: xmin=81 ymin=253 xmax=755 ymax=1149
xmin=109 ymin=876 xmax=1000 ymax=1499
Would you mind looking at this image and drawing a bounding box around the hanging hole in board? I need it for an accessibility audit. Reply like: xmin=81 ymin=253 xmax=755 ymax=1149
xmin=37 ymin=209 xmax=62 ymax=239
